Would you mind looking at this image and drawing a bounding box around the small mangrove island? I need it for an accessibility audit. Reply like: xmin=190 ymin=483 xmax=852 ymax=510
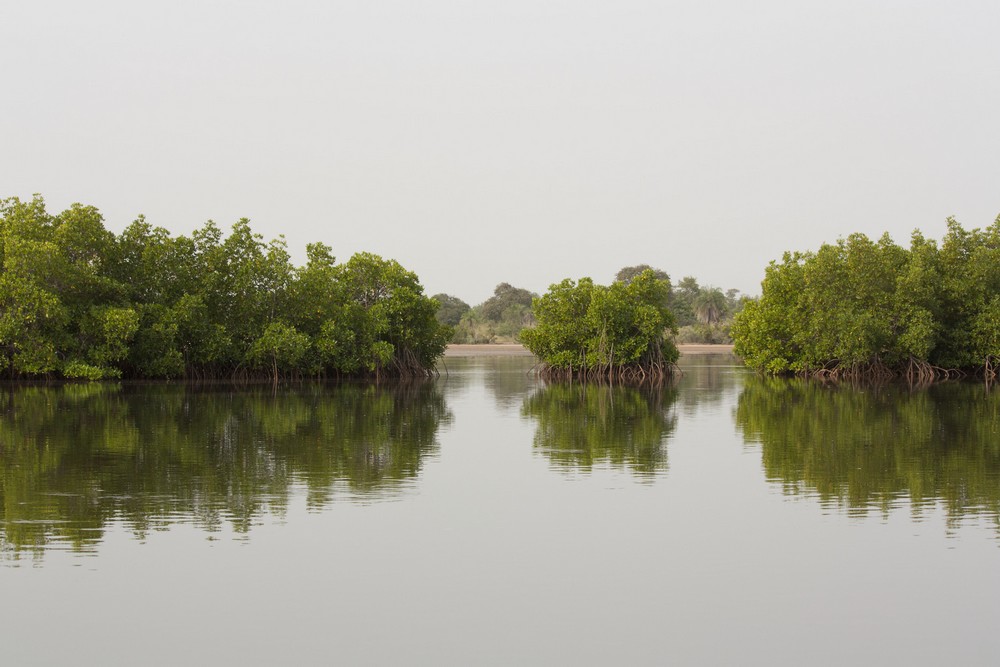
xmin=732 ymin=217 xmax=1000 ymax=380
xmin=519 ymin=269 xmax=680 ymax=381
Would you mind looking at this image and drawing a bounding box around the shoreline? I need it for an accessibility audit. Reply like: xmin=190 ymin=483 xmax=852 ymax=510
xmin=444 ymin=343 xmax=736 ymax=358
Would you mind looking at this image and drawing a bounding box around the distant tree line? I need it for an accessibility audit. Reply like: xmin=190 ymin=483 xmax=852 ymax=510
xmin=732 ymin=217 xmax=1000 ymax=380
xmin=434 ymin=267 xmax=745 ymax=347
xmin=614 ymin=265 xmax=746 ymax=344
xmin=433 ymin=282 xmax=537 ymax=343
xmin=0 ymin=196 xmax=450 ymax=381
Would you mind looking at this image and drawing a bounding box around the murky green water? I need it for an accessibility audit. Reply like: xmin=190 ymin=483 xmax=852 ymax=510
xmin=2 ymin=354 xmax=999 ymax=665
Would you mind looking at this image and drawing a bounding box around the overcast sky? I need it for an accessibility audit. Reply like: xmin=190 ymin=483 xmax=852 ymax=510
xmin=3 ymin=0 xmax=998 ymax=304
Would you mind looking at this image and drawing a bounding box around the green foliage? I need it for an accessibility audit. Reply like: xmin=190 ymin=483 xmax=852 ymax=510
xmin=339 ymin=253 xmax=451 ymax=372
xmin=520 ymin=270 xmax=679 ymax=377
xmin=0 ymin=274 xmax=64 ymax=375
xmin=733 ymin=217 xmax=1000 ymax=376
xmin=430 ymin=293 xmax=470 ymax=327
xmin=62 ymin=360 xmax=119 ymax=380
xmin=972 ymin=296 xmax=1000 ymax=362
xmin=693 ymin=287 xmax=727 ymax=325
xmin=616 ymin=268 xmax=742 ymax=343
xmin=451 ymin=306 xmax=496 ymax=344
xmin=668 ymin=276 xmax=744 ymax=341
xmin=480 ymin=282 xmax=535 ymax=321
xmin=676 ymin=323 xmax=731 ymax=345
xmin=0 ymin=195 xmax=449 ymax=380
xmin=249 ymin=322 xmax=311 ymax=379
xmin=615 ymin=264 xmax=670 ymax=286
xmin=85 ymin=306 xmax=140 ymax=367
xmin=452 ymin=283 xmax=537 ymax=343
xmin=670 ymin=276 xmax=701 ymax=326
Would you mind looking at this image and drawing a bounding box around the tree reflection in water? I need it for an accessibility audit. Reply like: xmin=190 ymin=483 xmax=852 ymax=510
xmin=735 ymin=376 xmax=1000 ymax=527
xmin=0 ymin=382 xmax=450 ymax=558
xmin=676 ymin=352 xmax=741 ymax=414
xmin=521 ymin=381 xmax=679 ymax=477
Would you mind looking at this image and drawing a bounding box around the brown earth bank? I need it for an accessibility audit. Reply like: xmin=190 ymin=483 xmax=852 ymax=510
xmin=675 ymin=344 xmax=736 ymax=355
xmin=443 ymin=344 xmax=735 ymax=358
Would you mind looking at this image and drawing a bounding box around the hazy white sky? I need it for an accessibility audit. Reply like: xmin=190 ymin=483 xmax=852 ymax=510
xmin=3 ymin=0 xmax=999 ymax=303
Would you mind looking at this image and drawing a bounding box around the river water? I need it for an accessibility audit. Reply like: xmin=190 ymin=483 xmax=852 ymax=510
xmin=2 ymin=353 xmax=999 ymax=665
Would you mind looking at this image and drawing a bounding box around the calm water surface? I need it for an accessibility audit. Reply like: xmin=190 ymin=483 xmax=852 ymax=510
xmin=2 ymin=354 xmax=999 ymax=665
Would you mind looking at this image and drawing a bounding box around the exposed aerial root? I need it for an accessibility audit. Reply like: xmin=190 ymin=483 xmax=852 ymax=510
xmin=793 ymin=356 xmax=966 ymax=386
xmin=532 ymin=361 xmax=681 ymax=385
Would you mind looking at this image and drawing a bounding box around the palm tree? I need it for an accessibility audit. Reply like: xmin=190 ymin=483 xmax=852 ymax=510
xmin=693 ymin=288 xmax=728 ymax=326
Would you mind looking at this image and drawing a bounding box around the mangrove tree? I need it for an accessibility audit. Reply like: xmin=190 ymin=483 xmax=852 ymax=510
xmin=0 ymin=195 xmax=450 ymax=380
xmin=732 ymin=216 xmax=1000 ymax=380
xmin=519 ymin=269 xmax=679 ymax=381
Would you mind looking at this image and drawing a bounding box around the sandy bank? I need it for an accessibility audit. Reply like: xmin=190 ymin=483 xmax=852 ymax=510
xmin=675 ymin=344 xmax=736 ymax=355
xmin=444 ymin=344 xmax=535 ymax=357
xmin=443 ymin=343 xmax=735 ymax=358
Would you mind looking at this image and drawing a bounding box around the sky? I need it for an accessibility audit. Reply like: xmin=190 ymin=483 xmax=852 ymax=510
xmin=3 ymin=0 xmax=999 ymax=304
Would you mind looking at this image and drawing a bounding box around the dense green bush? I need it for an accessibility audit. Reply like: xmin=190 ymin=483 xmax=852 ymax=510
xmin=520 ymin=270 xmax=679 ymax=380
xmin=0 ymin=195 xmax=450 ymax=380
xmin=732 ymin=217 xmax=1000 ymax=378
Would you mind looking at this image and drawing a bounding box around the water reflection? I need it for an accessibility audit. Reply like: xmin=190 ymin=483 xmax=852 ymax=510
xmin=522 ymin=382 xmax=679 ymax=477
xmin=676 ymin=352 xmax=741 ymax=413
xmin=735 ymin=376 xmax=1000 ymax=525
xmin=483 ymin=356 xmax=539 ymax=409
xmin=0 ymin=382 xmax=450 ymax=558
